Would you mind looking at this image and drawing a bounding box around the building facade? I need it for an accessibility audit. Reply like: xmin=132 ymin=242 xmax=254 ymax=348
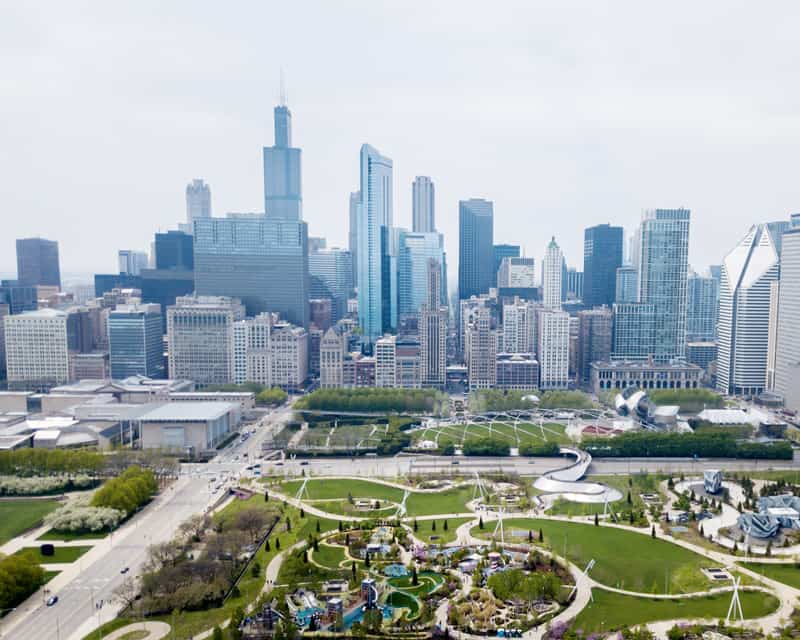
xmin=459 ymin=199 xmax=494 ymax=299
xmin=498 ymin=257 xmax=535 ymax=289
xmin=412 ymin=176 xmax=435 ymax=233
xmin=118 ymin=250 xmax=149 ymax=276
xmin=4 ymin=308 xmax=69 ymax=390
xmin=612 ymin=303 xmax=656 ymax=360
xmin=466 ymin=306 xmax=497 ymax=390
xmin=320 ymin=328 xmax=347 ymax=388
xmin=576 ymin=307 xmax=613 ymax=385
xmin=583 ymin=224 xmax=623 ymax=308
xmin=309 ymin=247 xmax=354 ymax=322
xmin=398 ymin=231 xmax=446 ymax=319
xmin=108 ymin=303 xmax=164 ymax=379
xmin=774 ymin=225 xmax=800 ymax=410
xmin=537 ymin=308 xmax=570 ymax=389
xmin=496 ymin=353 xmax=539 ymax=391
xmin=615 ymin=265 xmax=638 ymax=304
xmin=16 ymin=238 xmax=61 ymax=289
xmin=590 ymin=360 xmax=702 ymax=395
xmin=263 ymin=104 xmax=302 ymax=220
xmin=542 ymin=237 xmax=563 ymax=310
xmin=687 ymin=270 xmax=720 ymax=342
xmin=419 ymin=259 xmax=447 ymax=388
xmin=185 ymin=179 xmax=211 ymax=231
xmin=502 ymin=298 xmax=537 ymax=355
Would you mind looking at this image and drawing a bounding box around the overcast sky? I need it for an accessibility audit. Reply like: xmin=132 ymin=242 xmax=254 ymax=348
xmin=2 ymin=2 xmax=799 ymax=283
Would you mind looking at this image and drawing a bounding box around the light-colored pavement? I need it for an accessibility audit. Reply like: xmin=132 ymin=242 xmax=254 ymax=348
xmin=103 ymin=621 xmax=170 ymax=640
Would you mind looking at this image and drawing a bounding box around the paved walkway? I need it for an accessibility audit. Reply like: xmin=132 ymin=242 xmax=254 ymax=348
xmin=104 ymin=621 xmax=171 ymax=640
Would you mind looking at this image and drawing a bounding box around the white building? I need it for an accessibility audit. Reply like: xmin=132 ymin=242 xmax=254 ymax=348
xmin=498 ymin=257 xmax=535 ymax=288
xmin=717 ymin=224 xmax=782 ymax=396
xmin=412 ymin=176 xmax=435 ymax=233
xmin=320 ymin=328 xmax=347 ymax=388
xmin=270 ymin=321 xmax=308 ymax=390
xmin=774 ymin=224 xmax=800 ymax=410
xmin=419 ymin=258 xmax=447 ymax=388
xmin=543 ymin=237 xmax=563 ymax=310
xmin=375 ymin=335 xmax=397 ymax=388
xmin=467 ymin=306 xmax=497 ymax=390
xmin=117 ymin=250 xmax=149 ymax=276
xmin=537 ymin=308 xmax=570 ymax=389
xmin=139 ymin=401 xmax=238 ymax=452
xmin=167 ymin=296 xmax=245 ymax=386
xmin=502 ymin=298 xmax=537 ymax=354
xmin=233 ymin=313 xmax=307 ymax=391
xmin=4 ymin=308 xmax=70 ymax=390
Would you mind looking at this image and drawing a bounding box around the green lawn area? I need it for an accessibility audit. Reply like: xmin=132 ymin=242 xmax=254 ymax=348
xmin=741 ymin=562 xmax=800 ymax=590
xmin=386 ymin=590 xmax=420 ymax=618
xmin=414 ymin=421 xmax=570 ymax=449
xmin=573 ymin=588 xmax=780 ymax=632
xmin=473 ymin=518 xmax=711 ymax=594
xmin=412 ymin=517 xmax=473 ymax=545
xmin=79 ymin=617 xmax=137 ymax=640
xmin=405 ymin=486 xmax=474 ymax=517
xmin=280 ymin=478 xmax=405 ymax=503
xmin=39 ymin=528 xmax=108 ymax=541
xmin=313 ymin=541 xmax=348 ymax=569
xmin=298 ymin=498 xmax=398 ymax=518
xmin=114 ymin=631 xmax=149 ymax=640
xmin=14 ymin=545 xmax=92 ymax=564
xmin=548 ymin=472 xmax=664 ymax=517
xmin=388 ymin=571 xmax=443 ymax=597
xmin=0 ymin=499 xmax=61 ymax=545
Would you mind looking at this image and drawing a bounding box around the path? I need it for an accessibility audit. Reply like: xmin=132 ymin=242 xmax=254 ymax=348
xmin=104 ymin=621 xmax=171 ymax=640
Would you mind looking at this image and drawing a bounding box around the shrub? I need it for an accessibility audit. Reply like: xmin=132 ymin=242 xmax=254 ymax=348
xmin=0 ymin=474 xmax=95 ymax=496
xmin=45 ymin=496 xmax=125 ymax=532
xmin=91 ymin=466 xmax=158 ymax=515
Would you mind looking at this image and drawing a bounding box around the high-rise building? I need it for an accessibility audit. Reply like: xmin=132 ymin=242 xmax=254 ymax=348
xmin=583 ymin=224 xmax=624 ymax=308
xmin=108 ymin=303 xmax=164 ymax=379
xmin=537 ymin=308 xmax=570 ymax=389
xmin=232 ymin=313 xmax=307 ymax=390
xmin=395 ymin=339 xmax=421 ymax=388
xmin=140 ymin=268 xmax=194 ymax=332
xmin=774 ymin=225 xmax=800 ymax=410
xmin=16 ymin=238 xmax=61 ymax=289
xmin=320 ymin=327 xmax=347 ymax=388
xmin=0 ymin=303 xmax=8 ymax=379
xmin=4 ymin=308 xmax=69 ymax=390
xmin=309 ymin=248 xmax=354 ymax=322
xmin=576 ymin=308 xmax=613 ymax=385
xmin=459 ymin=200 xmax=494 ymax=299
xmin=375 ymin=335 xmax=397 ymax=388
xmin=155 ymin=230 xmax=194 ymax=271
xmin=194 ymin=214 xmax=309 ymax=327
xmin=686 ymin=270 xmax=720 ymax=342
xmin=466 ymin=306 xmax=497 ymax=390
xmin=501 ymin=298 xmax=537 ymax=355
xmin=412 ymin=176 xmax=435 ymax=233
xmin=398 ymin=231 xmax=446 ymax=319
xmin=0 ymin=280 xmax=37 ymax=314
xmin=543 ymin=237 xmax=563 ymax=310
xmin=615 ymin=265 xmax=638 ymax=304
xmin=492 ymin=244 xmax=519 ymax=287
xmin=348 ymin=191 xmax=360 ymax=287
xmin=419 ymin=258 xmax=448 ymax=388
xmin=309 ymin=299 xmax=333 ymax=330
xmin=495 ymin=353 xmax=539 ymax=391
xmin=118 ymin=250 xmax=149 ymax=276
xmin=564 ymin=267 xmax=583 ymax=302
xmin=167 ymin=295 xmax=245 ymax=385
xmin=356 ymin=144 xmax=393 ymax=344
xmin=612 ymin=303 xmax=656 ymax=360
xmin=498 ymin=258 xmax=535 ymax=289
xmin=717 ymin=223 xmax=782 ymax=396
xmin=637 ymin=208 xmax=690 ymax=362
xmin=263 ymin=102 xmax=302 ymax=220
xmin=185 ymin=179 xmax=211 ymax=231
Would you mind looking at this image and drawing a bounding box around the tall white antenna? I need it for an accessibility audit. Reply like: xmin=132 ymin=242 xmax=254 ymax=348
xmin=726 ymin=577 xmax=744 ymax=624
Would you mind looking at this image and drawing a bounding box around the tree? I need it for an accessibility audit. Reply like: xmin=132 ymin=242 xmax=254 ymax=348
xmin=528 ymin=530 xmax=534 ymax=542
xmin=338 ymin=520 xmax=343 ymax=532
xmin=432 ymin=521 xmax=437 ymax=532
xmin=275 ymin=537 xmax=281 ymax=550
xmin=627 ymin=490 xmax=632 ymax=505
xmin=412 ymin=565 xmax=418 ymax=586
xmin=265 ymin=539 xmax=271 ymax=552
xmin=352 ymin=561 xmax=357 ymax=581
xmin=251 ymin=562 xmax=261 ymax=578
xmin=479 ymin=517 xmax=484 ymax=530
xmin=651 ymin=524 xmax=656 ymax=538
xmin=285 ymin=518 xmax=292 ymax=533
xmin=539 ymin=528 xmax=544 ymax=543
xmin=316 ymin=520 xmax=321 ymax=533
xmin=112 ymin=576 xmax=139 ymax=612
xmin=444 ymin=519 xmax=448 ymax=531
xmin=300 ymin=508 xmax=305 ymax=518
xmin=212 ymin=627 xmax=224 ymax=640
xmin=413 ymin=519 xmax=419 ymax=532
xmin=179 ymin=514 xmax=211 ymax=542
xmin=594 ymin=513 xmax=599 ymax=526
xmin=229 ymin=606 xmax=245 ymax=640
xmin=699 ymin=524 xmax=704 ymax=536
xmin=235 ymin=508 xmax=269 ymax=544
xmin=264 ymin=491 xmax=269 ymax=502
xmin=303 ymin=549 xmax=309 ymax=563
xmin=365 ymin=552 xmax=371 ymax=568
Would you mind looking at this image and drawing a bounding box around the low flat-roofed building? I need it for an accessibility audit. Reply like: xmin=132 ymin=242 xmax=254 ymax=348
xmin=139 ymin=401 xmax=239 ymax=452
xmin=0 ymin=391 xmax=33 ymax=413
xmin=167 ymin=392 xmax=255 ymax=412
xmin=50 ymin=376 xmax=194 ymax=403
xmin=0 ymin=433 xmax=33 ymax=450
xmin=590 ymin=359 xmax=702 ymax=395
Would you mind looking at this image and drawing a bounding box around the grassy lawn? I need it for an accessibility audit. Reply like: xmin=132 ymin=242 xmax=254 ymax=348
xmin=405 ymin=486 xmax=474 ymax=517
xmin=412 ymin=517 xmax=473 ymax=545
xmin=0 ymin=499 xmax=61 ymax=545
xmin=115 ymin=631 xmax=149 ymax=640
xmin=473 ymin=518 xmax=711 ymax=594
xmin=745 ymin=470 xmax=800 ymax=484
xmin=415 ymin=421 xmax=569 ymax=449
xmin=38 ymin=528 xmax=108 ymax=541
xmin=15 ymin=545 xmax=92 ymax=564
xmin=313 ymin=541 xmax=348 ymax=569
xmin=388 ymin=571 xmax=443 ymax=596
xmin=573 ymin=588 xmax=780 ymax=632
xmin=741 ymin=562 xmax=800 ymax=590
xmin=280 ymin=478 xmax=405 ymax=503
xmin=548 ymin=472 xmax=664 ymax=517
xmin=386 ymin=590 xmax=420 ymax=617
xmin=298 ymin=498 xmax=398 ymax=518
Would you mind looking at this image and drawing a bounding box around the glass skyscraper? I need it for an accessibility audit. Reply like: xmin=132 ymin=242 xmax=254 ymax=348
xmin=686 ymin=270 xmax=720 ymax=342
xmin=309 ymin=247 xmax=354 ymax=322
xmin=16 ymin=237 xmax=61 ymax=288
xmin=397 ymin=231 xmax=447 ymax=319
xmin=615 ymin=265 xmax=638 ymax=304
xmin=412 ymin=176 xmax=435 ymax=233
xmin=638 ymin=208 xmax=690 ymax=362
xmin=263 ymin=104 xmax=302 ymax=220
xmin=155 ymin=230 xmax=194 ymax=270
xmin=492 ymin=244 xmax=519 ymax=287
xmin=356 ymin=144 xmax=393 ymax=344
xmin=108 ymin=303 xmax=165 ymax=379
xmin=459 ymin=199 xmax=494 ymax=299
xmin=583 ymin=224 xmax=623 ymax=308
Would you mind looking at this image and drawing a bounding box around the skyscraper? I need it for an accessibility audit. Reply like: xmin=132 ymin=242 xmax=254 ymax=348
xmin=717 ymin=223 xmax=782 ymax=396
xmin=263 ymin=102 xmax=302 ymax=220
xmin=185 ymin=179 xmax=211 ymax=230
xmin=615 ymin=265 xmax=638 ymax=304
xmin=194 ymin=214 xmax=310 ymax=327
xmin=466 ymin=306 xmax=497 ymax=390
xmin=398 ymin=231 xmax=446 ymax=319
xmin=638 ymin=208 xmax=690 ymax=362
xmin=686 ymin=270 xmax=720 ymax=342
xmin=543 ymin=237 xmax=563 ymax=310
xmin=118 ymin=250 xmax=149 ymax=276
xmin=348 ymin=191 xmax=360 ymax=287
xmin=16 ymin=238 xmax=61 ymax=289
xmin=154 ymin=230 xmax=194 ymax=271
xmin=576 ymin=308 xmax=613 ymax=385
xmin=774 ymin=225 xmax=800 ymax=410
xmin=309 ymin=248 xmax=354 ymax=322
xmin=412 ymin=176 xmax=435 ymax=233
xmin=501 ymin=298 xmax=537 ymax=354
xmin=356 ymin=144 xmax=393 ymax=344
xmin=537 ymin=308 xmax=570 ymax=389
xmin=493 ymin=244 xmax=520 ymax=286
xmin=458 ymin=199 xmax=494 ymax=299
xmin=498 ymin=258 xmax=535 ymax=289
xmin=583 ymin=224 xmax=623 ymax=308
xmin=4 ymin=308 xmax=69 ymax=390
xmin=612 ymin=303 xmax=656 ymax=360
xmin=419 ymin=258 xmax=447 ymax=388
xmin=108 ymin=303 xmax=164 ymax=379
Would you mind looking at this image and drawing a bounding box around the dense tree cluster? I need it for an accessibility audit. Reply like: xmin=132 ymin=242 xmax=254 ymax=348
xmin=469 ymin=389 xmax=593 ymax=412
xmin=487 ymin=568 xmax=561 ymax=604
xmin=648 ymin=388 xmax=724 ymax=413
xmin=91 ymin=466 xmax=158 ymax=516
xmin=295 ymin=388 xmax=448 ymax=415
xmin=584 ymin=432 xmax=792 ymax=460
xmin=0 ymin=551 xmax=46 ymax=611
xmin=256 ymin=387 xmax=288 ymax=406
xmin=518 ymin=442 xmax=560 ymax=456
xmin=538 ymin=391 xmax=594 ymax=410
xmin=45 ymin=495 xmax=125 ymax=533
xmin=0 ymin=449 xmax=104 ymax=476
xmin=0 ymin=474 xmax=96 ymax=496
xmin=462 ymin=437 xmax=511 ymax=456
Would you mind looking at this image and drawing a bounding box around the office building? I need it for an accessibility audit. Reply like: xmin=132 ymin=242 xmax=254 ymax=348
xmin=459 ymin=200 xmax=494 ymax=299
xmin=774 ymin=226 xmax=800 ymax=410
xmin=502 ymin=298 xmax=537 ymax=355
xmin=184 ymin=179 xmax=212 ymax=231
xmin=320 ymin=328 xmax=347 ymax=388
xmin=309 ymin=248 xmax=354 ymax=321
xmin=615 ymin=265 xmax=638 ymax=304
xmin=543 ymin=237 xmax=563 ymax=310
xmin=576 ymin=308 xmax=613 ymax=385
xmin=167 ymin=295 xmax=245 ymax=385
xmin=0 ymin=304 xmax=7 ymax=379
xmin=466 ymin=306 xmax=497 ymax=390
xmin=590 ymin=360 xmax=702 ymax=395
xmin=140 ymin=268 xmax=194 ymax=331
xmin=395 ymin=339 xmax=421 ymax=388
xmin=348 ymin=191 xmax=360 ymax=287
xmin=612 ymin=303 xmax=656 ymax=360
xmin=493 ymin=244 xmax=520 ymax=286
xmin=108 ymin=303 xmax=164 ymax=379
xmin=412 ymin=176 xmax=435 ymax=233
xmin=16 ymin=238 xmax=61 ymax=289
xmin=309 ymin=299 xmax=332 ymax=331
xmin=139 ymin=402 xmax=238 ymax=452
xmin=263 ymin=102 xmax=302 ymax=220
xmin=419 ymin=259 xmax=448 ymax=388
xmin=498 ymin=257 xmax=535 ymax=289
xmin=0 ymin=280 xmax=38 ymax=314
xmin=398 ymin=231 xmax=447 ymax=319
xmin=375 ymin=335 xmax=397 ymax=387
xmin=155 ymin=230 xmax=194 ymax=271
xmin=687 ymin=342 xmax=717 ymax=373
xmin=496 ymin=353 xmax=539 ymax=391
xmin=118 ymin=250 xmax=149 ymax=276
xmin=717 ymin=224 xmax=782 ymax=396
xmin=459 ymin=295 xmax=493 ymax=362
xmin=69 ymin=351 xmax=110 ymax=381
xmin=583 ymin=224 xmax=624 ymax=308
xmin=686 ymin=270 xmax=720 ymax=342
xmin=637 ymin=208 xmax=690 ymax=361
xmin=194 ymin=214 xmax=309 ymax=327
xmin=356 ymin=144 xmax=393 ymax=343
xmin=564 ymin=267 xmax=583 ymax=302
xmin=537 ymin=308 xmax=570 ymax=389
xmin=232 ymin=313 xmax=307 ymax=391
xmin=4 ymin=308 xmax=69 ymax=390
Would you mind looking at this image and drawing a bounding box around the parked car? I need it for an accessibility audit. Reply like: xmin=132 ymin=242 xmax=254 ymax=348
xmin=46 ymin=596 xmax=58 ymax=606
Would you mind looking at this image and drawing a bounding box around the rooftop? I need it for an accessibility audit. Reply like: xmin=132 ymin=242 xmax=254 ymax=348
xmin=141 ymin=402 xmax=238 ymax=422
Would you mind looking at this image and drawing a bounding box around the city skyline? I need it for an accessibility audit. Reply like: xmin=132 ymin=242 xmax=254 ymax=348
xmin=4 ymin=3 xmax=800 ymax=279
